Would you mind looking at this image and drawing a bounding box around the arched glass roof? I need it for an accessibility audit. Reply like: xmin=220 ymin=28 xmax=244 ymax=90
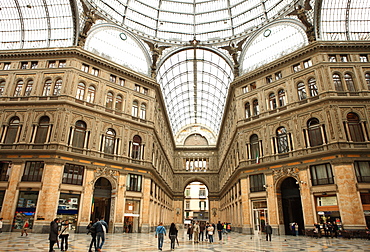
xmin=157 ymin=48 xmax=233 ymax=135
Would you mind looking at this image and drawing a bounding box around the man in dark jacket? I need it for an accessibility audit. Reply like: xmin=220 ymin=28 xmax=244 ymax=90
xmin=49 ymin=218 xmax=59 ymax=252
xmin=93 ymin=217 xmax=108 ymax=252
xmin=265 ymin=223 xmax=272 ymax=241
xmin=217 ymin=221 xmax=223 ymax=241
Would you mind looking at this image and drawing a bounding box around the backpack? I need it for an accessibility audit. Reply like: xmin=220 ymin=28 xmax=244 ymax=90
xmin=89 ymin=225 xmax=97 ymax=234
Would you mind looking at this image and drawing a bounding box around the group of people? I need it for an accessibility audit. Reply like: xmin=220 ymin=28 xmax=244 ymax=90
xmin=86 ymin=217 xmax=109 ymax=252
xmin=313 ymin=222 xmax=339 ymax=238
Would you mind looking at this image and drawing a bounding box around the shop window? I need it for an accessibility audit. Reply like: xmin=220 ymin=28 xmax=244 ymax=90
xmin=245 ymin=102 xmax=251 ymax=118
xmin=126 ymin=174 xmax=142 ymax=192
xmin=57 ymin=193 xmax=80 ymax=231
xmin=250 ymin=174 xmax=265 ymax=192
xmin=276 ymin=127 xmax=289 ymax=153
xmin=310 ymin=163 xmax=334 ymax=186
xmin=346 ymin=112 xmax=365 ymax=142
xmin=0 ymin=161 xmax=11 ymax=181
xmin=354 ymin=161 xmax=370 ymax=183
xmin=307 ymin=118 xmax=324 ymax=147
xmin=124 ymin=199 xmax=140 ymax=232
xmin=24 ymin=80 xmax=33 ymax=96
xmin=14 ymin=191 xmax=39 ymax=230
xmin=62 ymin=164 xmax=84 ymax=185
xmin=308 ymin=78 xmax=318 ymax=97
xmin=297 ymin=82 xmax=307 ymax=100
xmin=22 ymin=161 xmax=44 ymax=182
xmin=43 ymin=79 xmax=52 ymax=96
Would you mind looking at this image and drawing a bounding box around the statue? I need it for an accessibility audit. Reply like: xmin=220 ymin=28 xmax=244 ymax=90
xmin=219 ymin=36 xmax=248 ymax=76
xmin=78 ymin=0 xmax=104 ymax=47
xmin=143 ymin=40 xmax=171 ymax=78
xmin=288 ymin=0 xmax=316 ymax=42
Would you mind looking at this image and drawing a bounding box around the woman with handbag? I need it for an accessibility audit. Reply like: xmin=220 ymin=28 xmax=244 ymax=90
xmin=59 ymin=220 xmax=70 ymax=252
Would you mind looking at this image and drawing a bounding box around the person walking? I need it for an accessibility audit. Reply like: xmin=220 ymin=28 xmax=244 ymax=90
xmin=87 ymin=219 xmax=98 ymax=252
xmin=187 ymin=223 xmax=193 ymax=240
xmin=93 ymin=217 xmax=108 ymax=252
xmin=199 ymin=222 xmax=205 ymax=241
xmin=169 ymin=223 xmax=178 ymax=251
xmin=155 ymin=222 xmax=166 ymax=251
xmin=216 ymin=221 xmax=223 ymax=242
xmin=265 ymin=223 xmax=272 ymax=241
xmin=59 ymin=220 xmax=70 ymax=252
xmin=207 ymin=223 xmax=214 ymax=243
xmin=193 ymin=221 xmax=200 ymax=243
xmin=49 ymin=218 xmax=59 ymax=252
xmin=295 ymin=222 xmax=299 ymax=236
xmin=21 ymin=219 xmax=29 ymax=236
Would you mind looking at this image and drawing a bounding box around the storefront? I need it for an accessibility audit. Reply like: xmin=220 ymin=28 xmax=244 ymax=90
xmin=124 ymin=199 xmax=140 ymax=233
xmin=252 ymin=200 xmax=268 ymax=234
xmin=57 ymin=193 xmax=80 ymax=231
xmin=316 ymin=195 xmax=342 ymax=230
xmin=14 ymin=191 xmax=39 ymax=230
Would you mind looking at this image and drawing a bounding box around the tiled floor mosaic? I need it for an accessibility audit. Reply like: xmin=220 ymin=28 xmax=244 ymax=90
xmin=0 ymin=230 xmax=370 ymax=251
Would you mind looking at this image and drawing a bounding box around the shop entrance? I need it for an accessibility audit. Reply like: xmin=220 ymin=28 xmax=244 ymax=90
xmin=252 ymin=201 xmax=268 ymax=234
xmin=280 ymin=177 xmax=305 ymax=235
xmin=92 ymin=177 xmax=112 ymax=222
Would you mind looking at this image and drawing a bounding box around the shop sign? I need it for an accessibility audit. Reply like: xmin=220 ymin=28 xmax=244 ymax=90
xmin=317 ymin=196 xmax=337 ymax=206
xmin=318 ymin=211 xmax=325 ymax=215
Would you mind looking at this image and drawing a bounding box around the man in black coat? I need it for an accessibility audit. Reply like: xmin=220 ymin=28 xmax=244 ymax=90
xmin=49 ymin=218 xmax=59 ymax=252
xmin=265 ymin=223 xmax=272 ymax=241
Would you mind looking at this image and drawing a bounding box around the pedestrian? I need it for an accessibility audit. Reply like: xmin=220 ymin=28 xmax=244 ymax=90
xmin=295 ymin=222 xmax=299 ymax=236
xmin=265 ymin=222 xmax=272 ymax=241
xmin=21 ymin=219 xmax=29 ymax=236
xmin=59 ymin=220 xmax=70 ymax=252
xmin=223 ymin=222 xmax=227 ymax=234
xmin=205 ymin=223 xmax=209 ymax=241
xmin=187 ymin=223 xmax=193 ymax=240
xmin=0 ymin=218 xmax=3 ymax=233
xmin=169 ymin=223 xmax=178 ymax=251
xmin=226 ymin=223 xmax=231 ymax=233
xmin=87 ymin=219 xmax=98 ymax=252
xmin=217 ymin=221 xmax=223 ymax=241
xmin=193 ymin=221 xmax=200 ymax=243
xmin=49 ymin=218 xmax=59 ymax=252
xmin=155 ymin=222 xmax=166 ymax=251
xmin=93 ymin=216 xmax=108 ymax=252
xmin=199 ymin=222 xmax=205 ymax=241
xmin=207 ymin=223 xmax=214 ymax=243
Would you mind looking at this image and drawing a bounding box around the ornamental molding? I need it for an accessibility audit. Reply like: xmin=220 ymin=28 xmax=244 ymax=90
xmin=94 ymin=166 xmax=119 ymax=182
xmin=272 ymin=166 xmax=299 ymax=182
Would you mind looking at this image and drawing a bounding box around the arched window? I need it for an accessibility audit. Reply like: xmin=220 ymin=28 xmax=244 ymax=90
xmin=250 ymin=134 xmax=260 ymax=162
xmin=344 ymin=73 xmax=356 ymax=92
xmin=276 ymin=127 xmax=289 ymax=153
xmin=43 ymin=79 xmax=52 ymax=96
xmin=104 ymin=128 xmax=116 ymax=154
xmin=4 ymin=116 xmax=20 ymax=144
xmin=365 ymin=73 xmax=370 ymax=90
xmin=278 ymin=89 xmax=286 ymax=107
xmin=53 ymin=79 xmax=62 ymax=96
xmin=87 ymin=85 xmax=95 ymax=103
xmin=297 ymin=82 xmax=307 ymax=100
xmin=307 ymin=118 xmax=324 ymax=147
xmin=347 ymin=112 xmax=365 ymax=142
xmin=308 ymin=78 xmax=318 ymax=97
xmin=24 ymin=80 xmax=33 ymax=96
xmin=132 ymin=101 xmax=139 ymax=117
xmin=333 ymin=74 xmax=344 ymax=91
xmin=0 ymin=81 xmax=5 ymax=96
xmin=34 ymin=116 xmax=50 ymax=144
xmin=76 ymin=82 xmax=85 ymax=100
xmin=115 ymin=95 xmax=123 ymax=111
xmin=106 ymin=92 xmax=113 ymax=108
xmin=269 ymin=93 xmax=277 ymax=110
xmin=131 ymin=135 xmax=142 ymax=159
xmin=14 ymin=80 xmax=24 ymax=97
xmin=252 ymin=99 xmax=259 ymax=116
xmin=72 ymin=120 xmax=87 ymax=150
xmin=140 ymin=103 xmax=146 ymax=119
xmin=245 ymin=102 xmax=251 ymax=118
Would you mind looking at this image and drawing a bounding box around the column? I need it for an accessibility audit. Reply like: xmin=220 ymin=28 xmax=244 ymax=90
xmin=298 ymin=168 xmax=315 ymax=232
xmin=240 ymin=177 xmax=252 ymax=234
xmin=113 ymin=173 xmax=126 ymax=233
xmin=265 ymin=173 xmax=280 ymax=234
xmin=77 ymin=168 xmax=95 ymax=232
xmin=140 ymin=176 xmax=151 ymax=232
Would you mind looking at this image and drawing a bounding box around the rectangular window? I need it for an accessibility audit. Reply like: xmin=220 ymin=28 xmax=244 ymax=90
xmin=275 ymin=71 xmax=282 ymax=80
xmin=340 ymin=54 xmax=348 ymax=62
xmin=242 ymin=85 xmax=249 ymax=93
xmin=81 ymin=64 xmax=89 ymax=73
xmin=126 ymin=173 xmax=142 ymax=192
xmin=119 ymin=78 xmax=125 ymax=86
xmin=250 ymin=83 xmax=256 ymax=90
xmin=310 ymin=163 xmax=334 ymax=186
xmin=293 ymin=63 xmax=301 ymax=72
xmin=22 ymin=161 xmax=44 ymax=182
xmin=186 ymin=201 xmax=190 ymax=209
xmin=62 ymin=163 xmax=84 ymax=185
xmin=0 ymin=161 xmax=11 ymax=181
xmin=142 ymin=87 xmax=148 ymax=95
xmin=31 ymin=61 xmax=38 ymax=69
xmin=185 ymin=188 xmax=190 ymax=197
xmin=266 ymin=75 xmax=273 ymax=83
xmin=58 ymin=60 xmax=66 ymax=68
xmin=354 ymin=161 xmax=370 ymax=183
xmin=199 ymin=189 xmax=206 ymax=197
xmin=250 ymin=173 xmax=265 ymax=192
xmin=360 ymin=55 xmax=368 ymax=62
xmin=303 ymin=59 xmax=312 ymax=68
xmin=110 ymin=74 xmax=116 ymax=83
xmin=328 ymin=55 xmax=337 ymax=62
xmin=3 ymin=63 xmax=11 ymax=70
xmin=20 ymin=62 xmax=28 ymax=69
xmin=135 ymin=84 xmax=140 ymax=92
xmin=48 ymin=61 xmax=56 ymax=68
xmin=92 ymin=68 xmax=99 ymax=76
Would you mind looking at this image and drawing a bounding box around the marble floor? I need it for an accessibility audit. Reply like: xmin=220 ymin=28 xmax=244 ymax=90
xmin=0 ymin=230 xmax=370 ymax=251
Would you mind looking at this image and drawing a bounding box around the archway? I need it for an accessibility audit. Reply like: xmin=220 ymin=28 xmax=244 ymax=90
xmin=183 ymin=182 xmax=209 ymax=228
xmin=92 ymin=177 xmax=112 ymax=222
xmin=280 ymin=177 xmax=305 ymax=235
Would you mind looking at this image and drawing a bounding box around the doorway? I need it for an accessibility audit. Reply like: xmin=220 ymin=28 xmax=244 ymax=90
xmin=92 ymin=177 xmax=112 ymax=222
xmin=280 ymin=177 xmax=304 ymax=235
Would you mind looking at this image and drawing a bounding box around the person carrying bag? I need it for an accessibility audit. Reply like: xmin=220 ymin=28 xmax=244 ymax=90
xmin=59 ymin=220 xmax=70 ymax=252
